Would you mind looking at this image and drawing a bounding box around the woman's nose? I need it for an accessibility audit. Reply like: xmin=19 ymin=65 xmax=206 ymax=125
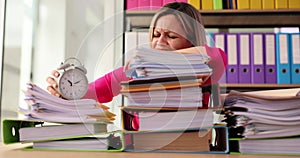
xmin=157 ymin=35 xmax=167 ymax=44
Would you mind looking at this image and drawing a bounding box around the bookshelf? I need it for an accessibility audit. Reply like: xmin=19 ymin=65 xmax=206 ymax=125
xmin=220 ymin=83 xmax=300 ymax=93
xmin=125 ymin=9 xmax=300 ymax=30
xmin=124 ymin=9 xmax=300 ymax=92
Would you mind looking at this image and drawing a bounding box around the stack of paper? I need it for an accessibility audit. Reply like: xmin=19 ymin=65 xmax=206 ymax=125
xmin=121 ymin=106 xmax=228 ymax=153
xmin=121 ymin=76 xmax=206 ymax=108
xmin=119 ymin=48 xmax=227 ymax=153
xmin=123 ymin=47 xmax=212 ymax=108
xmin=126 ymin=47 xmax=212 ymax=79
xmin=21 ymin=83 xmax=115 ymax=123
xmin=223 ymin=90 xmax=300 ymax=155
xmin=6 ymin=83 xmax=123 ymax=151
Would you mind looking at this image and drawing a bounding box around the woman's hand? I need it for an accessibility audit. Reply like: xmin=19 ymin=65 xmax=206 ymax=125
xmin=175 ymin=46 xmax=207 ymax=54
xmin=46 ymin=70 xmax=61 ymax=97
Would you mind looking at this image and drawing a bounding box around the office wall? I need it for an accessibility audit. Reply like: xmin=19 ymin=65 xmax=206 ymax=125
xmin=1 ymin=0 xmax=23 ymax=118
xmin=0 ymin=0 xmax=4 ymax=117
xmin=1 ymin=0 xmax=124 ymax=122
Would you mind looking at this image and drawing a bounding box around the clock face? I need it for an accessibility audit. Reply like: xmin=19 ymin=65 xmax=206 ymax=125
xmin=58 ymin=69 xmax=88 ymax=100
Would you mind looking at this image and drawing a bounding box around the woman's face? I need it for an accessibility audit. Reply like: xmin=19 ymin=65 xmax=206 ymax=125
xmin=151 ymin=14 xmax=193 ymax=51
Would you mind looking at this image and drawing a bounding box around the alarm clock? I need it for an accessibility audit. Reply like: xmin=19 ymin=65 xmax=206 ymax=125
xmin=56 ymin=57 xmax=88 ymax=100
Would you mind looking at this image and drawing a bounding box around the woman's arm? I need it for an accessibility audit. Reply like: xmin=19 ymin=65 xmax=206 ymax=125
xmin=174 ymin=46 xmax=208 ymax=55
xmin=174 ymin=45 xmax=228 ymax=84
xmin=83 ymin=46 xmax=227 ymax=103
xmin=83 ymin=66 xmax=130 ymax=103
xmin=205 ymin=45 xmax=227 ymax=84
xmin=174 ymin=45 xmax=227 ymax=107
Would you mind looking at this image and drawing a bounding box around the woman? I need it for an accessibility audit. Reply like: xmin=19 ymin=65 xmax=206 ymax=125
xmin=46 ymin=2 xmax=227 ymax=106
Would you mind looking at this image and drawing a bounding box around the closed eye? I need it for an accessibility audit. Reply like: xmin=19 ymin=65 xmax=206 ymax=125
xmin=153 ymin=34 xmax=160 ymax=38
xmin=168 ymin=35 xmax=178 ymax=39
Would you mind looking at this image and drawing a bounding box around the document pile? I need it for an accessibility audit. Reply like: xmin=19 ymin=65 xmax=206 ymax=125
xmin=223 ymin=90 xmax=300 ymax=155
xmin=123 ymin=47 xmax=212 ymax=108
xmin=21 ymin=83 xmax=115 ymax=123
xmin=125 ymin=47 xmax=212 ymax=79
xmin=2 ymin=83 xmax=123 ymax=151
xmin=119 ymin=47 xmax=228 ymax=153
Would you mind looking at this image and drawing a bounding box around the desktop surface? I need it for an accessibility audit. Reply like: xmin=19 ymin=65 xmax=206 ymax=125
xmin=1 ymin=143 xmax=299 ymax=158
xmin=2 ymin=88 xmax=300 ymax=158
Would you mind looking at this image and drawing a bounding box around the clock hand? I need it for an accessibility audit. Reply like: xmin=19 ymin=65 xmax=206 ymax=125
xmin=67 ymin=80 xmax=73 ymax=86
xmin=74 ymin=79 xmax=82 ymax=84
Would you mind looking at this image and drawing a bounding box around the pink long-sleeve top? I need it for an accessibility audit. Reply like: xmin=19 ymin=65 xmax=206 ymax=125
xmin=84 ymin=45 xmax=227 ymax=106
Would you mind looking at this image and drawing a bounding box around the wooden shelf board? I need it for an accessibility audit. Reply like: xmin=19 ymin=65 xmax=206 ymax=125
xmin=126 ymin=9 xmax=300 ymax=15
xmin=219 ymin=84 xmax=300 ymax=93
xmin=199 ymin=9 xmax=300 ymax=14
xmin=126 ymin=9 xmax=300 ymax=29
xmin=220 ymin=84 xmax=300 ymax=88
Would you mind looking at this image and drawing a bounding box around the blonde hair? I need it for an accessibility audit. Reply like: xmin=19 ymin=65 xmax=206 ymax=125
xmin=149 ymin=2 xmax=207 ymax=47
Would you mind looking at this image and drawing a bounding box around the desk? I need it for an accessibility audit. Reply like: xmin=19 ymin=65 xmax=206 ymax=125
xmin=3 ymin=89 xmax=300 ymax=158
xmin=1 ymin=143 xmax=299 ymax=158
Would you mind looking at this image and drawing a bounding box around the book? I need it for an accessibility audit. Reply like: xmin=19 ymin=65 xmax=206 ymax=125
xmin=32 ymin=132 xmax=124 ymax=151
xmin=276 ymin=33 xmax=291 ymax=84
xmin=138 ymin=0 xmax=150 ymax=10
xmin=226 ymin=33 xmax=239 ymax=83
xmin=289 ymin=0 xmax=300 ymax=8
xmin=222 ymin=0 xmax=230 ymax=9
xmin=150 ymin=0 xmax=162 ymax=10
xmin=125 ymin=129 xmax=212 ymax=152
xmin=275 ymin=0 xmax=288 ymax=9
xmin=122 ymin=106 xmax=214 ymax=131
xmin=21 ymin=83 xmax=115 ymax=123
xmin=213 ymin=0 xmax=223 ymax=10
xmin=19 ymin=122 xmax=109 ymax=142
xmin=262 ymin=0 xmax=274 ymax=9
xmin=229 ymin=0 xmax=237 ymax=9
xmin=124 ymin=126 xmax=229 ymax=153
xmin=33 ymin=137 xmax=110 ymax=150
xmin=236 ymin=0 xmax=249 ymax=9
xmin=188 ymin=0 xmax=201 ymax=10
xmin=290 ymin=33 xmax=300 ymax=84
xmin=237 ymin=136 xmax=300 ymax=155
xmin=213 ymin=33 xmax=227 ymax=84
xmin=238 ymin=33 xmax=251 ymax=84
xmin=163 ymin=0 xmax=176 ymax=5
xmin=2 ymin=114 xmax=123 ymax=151
xmin=251 ymin=33 xmax=265 ymax=84
xmin=201 ymin=0 xmax=213 ymax=10
xmin=126 ymin=0 xmax=138 ymax=10
xmin=250 ymin=0 xmax=262 ymax=9
xmin=264 ymin=33 xmax=277 ymax=84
